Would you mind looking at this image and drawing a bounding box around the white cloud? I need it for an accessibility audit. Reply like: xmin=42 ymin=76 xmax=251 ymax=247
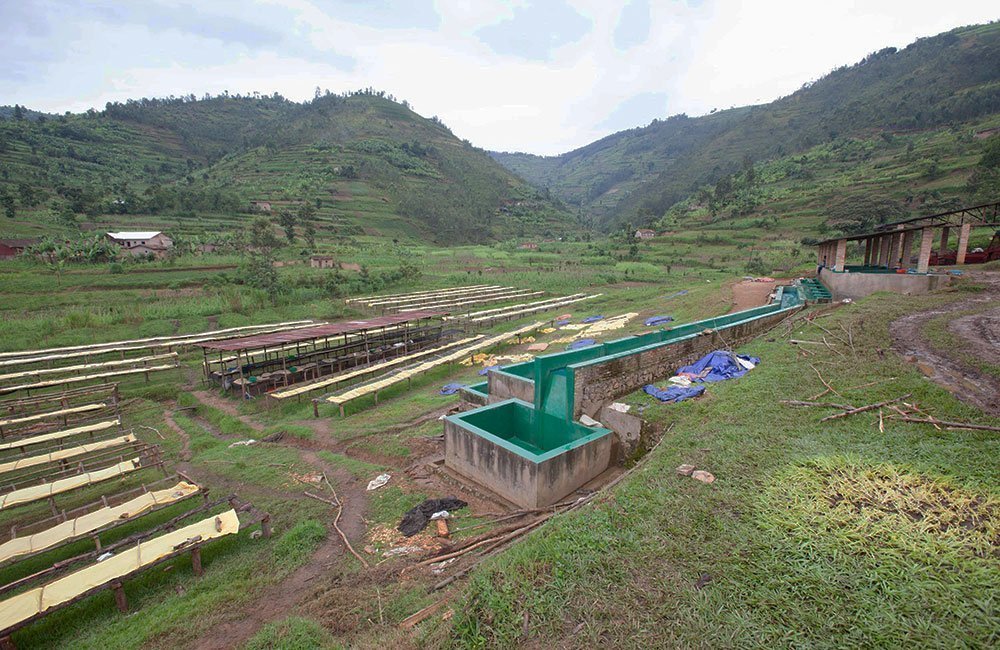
xmin=1 ymin=0 xmax=996 ymax=154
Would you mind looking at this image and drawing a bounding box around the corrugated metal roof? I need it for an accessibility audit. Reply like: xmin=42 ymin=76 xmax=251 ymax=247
xmin=196 ymin=311 xmax=446 ymax=351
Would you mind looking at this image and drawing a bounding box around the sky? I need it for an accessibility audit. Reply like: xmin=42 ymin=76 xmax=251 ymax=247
xmin=1 ymin=1 xmax=996 ymax=155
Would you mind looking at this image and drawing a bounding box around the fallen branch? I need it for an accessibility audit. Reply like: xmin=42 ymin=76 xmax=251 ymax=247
xmin=806 ymin=319 xmax=849 ymax=346
xmin=809 ymin=364 xmax=845 ymax=400
xmin=891 ymin=416 xmax=1000 ymax=432
xmin=903 ymin=401 xmax=942 ymax=430
xmin=839 ymin=322 xmax=857 ymax=355
xmin=136 ymin=424 xmax=165 ymax=440
xmin=399 ymin=598 xmax=449 ymax=629
xmin=780 ymin=400 xmax=856 ymax=410
xmin=822 ymin=336 xmax=845 ymax=357
xmin=789 ymin=339 xmax=827 ymax=346
xmin=820 ymin=394 xmax=911 ymax=422
xmin=304 ymin=489 xmax=370 ymax=568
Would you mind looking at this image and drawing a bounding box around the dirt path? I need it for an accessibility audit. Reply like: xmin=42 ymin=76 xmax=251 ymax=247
xmin=193 ymin=536 xmax=344 ymax=650
xmin=190 ymin=389 xmax=265 ymax=431
xmin=162 ymin=409 xmax=192 ymax=461
xmin=891 ymin=271 xmax=1000 ymax=416
xmin=191 ymin=435 xmax=371 ymax=650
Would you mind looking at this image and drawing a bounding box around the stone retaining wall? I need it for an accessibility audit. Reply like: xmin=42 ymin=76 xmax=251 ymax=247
xmin=572 ymin=309 xmax=795 ymax=418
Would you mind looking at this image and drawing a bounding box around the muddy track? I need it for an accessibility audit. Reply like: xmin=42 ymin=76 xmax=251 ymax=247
xmin=891 ymin=271 xmax=1000 ymax=416
xmin=190 ymin=389 xmax=265 ymax=432
xmin=162 ymin=409 xmax=192 ymax=461
xmin=192 ymin=434 xmax=371 ymax=650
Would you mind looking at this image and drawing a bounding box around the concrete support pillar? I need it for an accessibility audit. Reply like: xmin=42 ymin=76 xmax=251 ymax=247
xmin=863 ymin=238 xmax=872 ymax=266
xmin=901 ymin=230 xmax=914 ymax=268
xmin=834 ymin=239 xmax=847 ymax=272
xmin=956 ymin=223 xmax=971 ymax=265
xmin=939 ymin=226 xmax=950 ymax=254
xmin=879 ymin=235 xmax=890 ymax=267
xmin=916 ymin=228 xmax=934 ymax=274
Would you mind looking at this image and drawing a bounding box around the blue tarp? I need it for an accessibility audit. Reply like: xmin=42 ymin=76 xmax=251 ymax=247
xmin=676 ymin=350 xmax=760 ymax=383
xmin=478 ymin=365 xmax=500 ymax=376
xmin=555 ymin=319 xmax=571 ymax=326
xmin=643 ymin=384 xmax=706 ymax=403
xmin=567 ymin=338 xmax=597 ymax=350
xmin=581 ymin=315 xmax=604 ymax=323
xmin=644 ymin=315 xmax=674 ymax=326
xmin=439 ymin=383 xmax=465 ymax=395
xmin=665 ymin=290 xmax=689 ymax=300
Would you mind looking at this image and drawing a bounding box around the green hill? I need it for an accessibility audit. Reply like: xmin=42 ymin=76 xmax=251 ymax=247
xmin=0 ymin=92 xmax=576 ymax=244
xmin=492 ymin=22 xmax=1000 ymax=229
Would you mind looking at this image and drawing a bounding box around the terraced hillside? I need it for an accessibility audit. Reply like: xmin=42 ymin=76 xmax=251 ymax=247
xmin=0 ymin=93 xmax=575 ymax=244
xmin=494 ymin=22 xmax=1000 ymax=229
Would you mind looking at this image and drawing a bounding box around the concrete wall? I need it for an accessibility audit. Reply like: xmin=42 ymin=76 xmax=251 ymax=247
xmin=445 ymin=417 xmax=536 ymax=507
xmin=572 ymin=309 xmax=793 ymax=418
xmin=444 ymin=417 xmax=611 ymax=509
xmin=487 ymin=370 xmax=534 ymax=404
xmin=818 ymin=268 xmax=950 ymax=300
xmin=599 ymin=404 xmax=650 ymax=463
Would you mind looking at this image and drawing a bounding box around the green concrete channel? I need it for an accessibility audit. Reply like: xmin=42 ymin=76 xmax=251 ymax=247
xmin=455 ymin=285 xmax=804 ymax=458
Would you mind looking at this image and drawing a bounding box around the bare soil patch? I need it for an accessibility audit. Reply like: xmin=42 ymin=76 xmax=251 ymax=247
xmin=891 ymin=271 xmax=1000 ymax=415
xmin=729 ymin=279 xmax=778 ymax=312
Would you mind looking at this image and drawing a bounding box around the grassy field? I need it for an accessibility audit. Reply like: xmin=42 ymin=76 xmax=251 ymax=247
xmin=0 ymin=238 xmax=995 ymax=649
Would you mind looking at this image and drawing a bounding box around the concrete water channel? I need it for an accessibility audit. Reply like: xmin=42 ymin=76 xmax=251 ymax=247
xmin=445 ymin=286 xmax=806 ymax=508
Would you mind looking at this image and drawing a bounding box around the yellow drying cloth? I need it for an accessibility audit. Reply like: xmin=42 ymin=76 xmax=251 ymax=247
xmin=0 ymin=509 xmax=239 ymax=630
xmin=0 ymin=481 xmax=200 ymax=564
xmin=0 ymin=458 xmax=141 ymax=510
xmin=0 ymin=434 xmax=136 ymax=477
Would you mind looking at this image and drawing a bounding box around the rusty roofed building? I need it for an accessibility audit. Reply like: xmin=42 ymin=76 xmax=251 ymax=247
xmin=0 ymin=238 xmax=40 ymax=259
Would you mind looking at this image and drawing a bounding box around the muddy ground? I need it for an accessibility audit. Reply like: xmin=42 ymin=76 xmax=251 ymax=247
xmin=891 ymin=271 xmax=1000 ymax=416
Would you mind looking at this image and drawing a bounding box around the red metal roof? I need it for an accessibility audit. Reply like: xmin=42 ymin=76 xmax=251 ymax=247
xmin=196 ymin=311 xmax=446 ymax=352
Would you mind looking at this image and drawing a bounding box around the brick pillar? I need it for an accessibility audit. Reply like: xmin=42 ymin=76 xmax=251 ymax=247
xmin=834 ymin=239 xmax=847 ymax=272
xmin=956 ymin=223 xmax=971 ymax=265
xmin=939 ymin=226 xmax=950 ymax=255
xmin=878 ymin=235 xmax=888 ymax=266
xmin=863 ymin=238 xmax=872 ymax=266
xmin=916 ymin=228 xmax=934 ymax=273
xmin=901 ymin=230 xmax=914 ymax=268
xmin=891 ymin=232 xmax=903 ymax=268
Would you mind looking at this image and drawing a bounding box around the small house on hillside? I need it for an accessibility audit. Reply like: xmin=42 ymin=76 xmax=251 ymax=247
xmin=106 ymin=231 xmax=173 ymax=258
xmin=635 ymin=229 xmax=655 ymax=239
xmin=0 ymin=238 xmax=40 ymax=259
xmin=250 ymin=200 xmax=272 ymax=212
xmin=519 ymin=242 xmax=538 ymax=250
xmin=310 ymin=255 xmax=336 ymax=269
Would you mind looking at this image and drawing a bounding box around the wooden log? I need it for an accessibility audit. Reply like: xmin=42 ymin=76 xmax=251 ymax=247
xmin=820 ymin=394 xmax=911 ymax=422
xmin=399 ymin=598 xmax=448 ymax=629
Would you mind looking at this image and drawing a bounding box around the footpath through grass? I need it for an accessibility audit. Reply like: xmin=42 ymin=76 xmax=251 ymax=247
xmin=440 ymin=288 xmax=1000 ymax=648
